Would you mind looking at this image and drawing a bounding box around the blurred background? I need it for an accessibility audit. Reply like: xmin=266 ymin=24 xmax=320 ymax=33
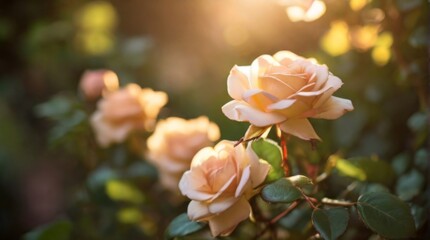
xmin=0 ymin=0 xmax=428 ymax=239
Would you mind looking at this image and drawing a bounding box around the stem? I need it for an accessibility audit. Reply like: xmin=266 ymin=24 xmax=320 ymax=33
xmin=298 ymin=188 xmax=318 ymax=209
xmin=321 ymin=198 xmax=356 ymax=207
xmin=280 ymin=132 xmax=290 ymax=176
xmin=253 ymin=200 xmax=300 ymax=239
xmin=270 ymin=201 xmax=300 ymax=224
xmin=234 ymin=136 xmax=261 ymax=147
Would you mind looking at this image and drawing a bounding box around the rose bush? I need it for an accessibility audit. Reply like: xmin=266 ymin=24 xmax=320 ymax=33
xmin=147 ymin=116 xmax=220 ymax=194
xmin=79 ymin=69 xmax=119 ymax=100
xmin=91 ymin=83 xmax=168 ymax=147
xmin=222 ymin=51 xmax=353 ymax=141
xmin=179 ymin=140 xmax=270 ymax=236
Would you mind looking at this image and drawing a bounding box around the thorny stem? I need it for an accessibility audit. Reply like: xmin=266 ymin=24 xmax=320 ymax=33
xmin=234 ymin=136 xmax=261 ymax=147
xmin=280 ymin=133 xmax=290 ymax=176
xmin=253 ymin=200 xmax=300 ymax=240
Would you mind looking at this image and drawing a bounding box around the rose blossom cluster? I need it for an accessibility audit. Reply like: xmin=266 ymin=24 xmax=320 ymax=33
xmin=88 ymin=50 xmax=352 ymax=237
xmin=91 ymin=83 xmax=167 ymax=147
xmin=147 ymin=117 xmax=220 ymax=194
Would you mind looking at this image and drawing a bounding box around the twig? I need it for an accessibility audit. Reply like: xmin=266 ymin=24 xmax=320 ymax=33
xmin=253 ymin=200 xmax=300 ymax=239
xmin=321 ymin=198 xmax=356 ymax=207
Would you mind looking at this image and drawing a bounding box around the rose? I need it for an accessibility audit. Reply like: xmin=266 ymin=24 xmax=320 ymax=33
xmin=147 ymin=116 xmax=220 ymax=194
xmin=278 ymin=0 xmax=326 ymax=23
xmin=222 ymin=51 xmax=353 ymax=141
xmin=91 ymin=83 xmax=168 ymax=147
xmin=179 ymin=140 xmax=270 ymax=236
xmin=79 ymin=69 xmax=119 ymax=100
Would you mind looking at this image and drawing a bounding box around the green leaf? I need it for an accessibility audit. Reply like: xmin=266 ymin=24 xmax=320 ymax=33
xmin=407 ymin=111 xmax=428 ymax=131
xmin=414 ymin=148 xmax=429 ymax=171
xmin=279 ymin=206 xmax=312 ymax=232
xmin=251 ymin=138 xmax=284 ymax=182
xmin=105 ymin=179 xmax=145 ymax=204
xmin=261 ymin=178 xmax=301 ymax=203
xmin=335 ymin=158 xmax=366 ymax=181
xmin=287 ymin=175 xmax=313 ymax=188
xmin=165 ymin=213 xmax=206 ymax=239
xmin=410 ymin=204 xmax=428 ymax=231
xmin=35 ymin=95 xmax=73 ymax=120
xmin=23 ymin=219 xmax=72 ymax=240
xmin=391 ymin=153 xmax=410 ymax=176
xmin=395 ymin=169 xmax=424 ymax=201
xmin=357 ymin=192 xmax=415 ymax=238
xmin=335 ymin=157 xmax=395 ymax=185
xmin=312 ymin=208 xmax=349 ymax=240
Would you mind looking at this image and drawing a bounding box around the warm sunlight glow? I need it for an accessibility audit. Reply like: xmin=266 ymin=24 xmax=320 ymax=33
xmin=75 ymin=1 xmax=117 ymax=55
xmin=350 ymin=25 xmax=379 ymax=51
xmin=321 ymin=21 xmax=351 ymax=56
xmin=372 ymin=32 xmax=393 ymax=66
xmin=223 ymin=24 xmax=249 ymax=46
xmin=350 ymin=0 xmax=370 ymax=11
xmin=286 ymin=0 xmax=326 ymax=22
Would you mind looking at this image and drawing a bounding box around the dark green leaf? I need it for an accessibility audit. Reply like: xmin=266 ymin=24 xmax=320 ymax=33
xmin=395 ymin=169 xmax=424 ymax=201
xmin=261 ymin=178 xmax=301 ymax=203
xmin=23 ymin=219 xmax=72 ymax=240
xmin=288 ymin=175 xmax=313 ymax=188
xmin=312 ymin=208 xmax=349 ymax=240
xmin=165 ymin=213 xmax=206 ymax=239
xmin=279 ymin=206 xmax=312 ymax=232
xmin=357 ymin=192 xmax=415 ymax=238
xmin=414 ymin=149 xmax=429 ymax=171
xmin=391 ymin=153 xmax=410 ymax=176
xmin=35 ymin=95 xmax=73 ymax=120
xmin=410 ymin=204 xmax=428 ymax=231
xmin=251 ymin=138 xmax=284 ymax=182
xmin=407 ymin=112 xmax=428 ymax=131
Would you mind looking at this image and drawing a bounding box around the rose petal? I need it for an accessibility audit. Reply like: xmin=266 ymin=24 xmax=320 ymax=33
xmin=273 ymin=50 xmax=302 ymax=64
xmin=179 ymin=171 xmax=213 ymax=201
xmin=188 ymin=200 xmax=211 ymax=221
xmin=267 ymin=99 xmax=296 ymax=110
xmin=279 ymin=118 xmax=321 ymax=141
xmin=208 ymin=197 xmax=251 ymax=237
xmin=235 ymin=165 xmax=251 ymax=197
xmin=227 ymin=65 xmax=251 ymax=100
xmin=243 ymin=89 xmax=278 ymax=111
xmin=190 ymin=147 xmax=217 ymax=168
xmin=222 ymin=101 xmax=286 ymax=127
xmin=208 ymin=197 xmax=238 ymax=214
xmin=313 ymin=96 xmax=354 ymax=119
xmin=250 ymin=55 xmax=279 ymax=86
xmin=313 ymin=75 xmax=343 ymax=107
xmin=258 ymin=75 xmax=296 ymax=99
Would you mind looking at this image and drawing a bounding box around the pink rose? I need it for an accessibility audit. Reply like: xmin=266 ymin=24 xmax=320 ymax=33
xmin=147 ymin=117 xmax=220 ymax=194
xmin=91 ymin=84 xmax=168 ymax=147
xmin=79 ymin=69 xmax=119 ymax=100
xmin=179 ymin=140 xmax=270 ymax=236
xmin=222 ymin=51 xmax=353 ymax=140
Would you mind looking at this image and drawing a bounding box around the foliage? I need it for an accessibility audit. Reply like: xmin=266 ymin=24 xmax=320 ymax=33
xmin=0 ymin=0 xmax=428 ymax=239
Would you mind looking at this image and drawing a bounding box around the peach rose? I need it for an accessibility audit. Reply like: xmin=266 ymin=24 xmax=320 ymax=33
xmin=222 ymin=51 xmax=353 ymax=141
xmin=147 ymin=117 xmax=220 ymax=194
xmin=91 ymin=84 xmax=168 ymax=147
xmin=79 ymin=69 xmax=119 ymax=100
xmin=179 ymin=140 xmax=270 ymax=236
